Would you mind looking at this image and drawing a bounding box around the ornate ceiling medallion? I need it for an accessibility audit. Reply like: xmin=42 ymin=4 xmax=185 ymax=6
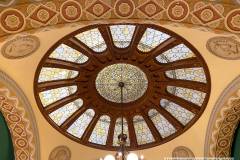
xmin=34 ymin=23 xmax=211 ymax=151
xmin=95 ymin=63 xmax=148 ymax=103
xmin=206 ymin=36 xmax=240 ymax=60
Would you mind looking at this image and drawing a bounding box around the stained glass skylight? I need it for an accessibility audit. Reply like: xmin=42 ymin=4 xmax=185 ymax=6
xmin=95 ymin=63 xmax=148 ymax=103
xmin=113 ymin=118 xmax=130 ymax=146
xmin=39 ymin=86 xmax=77 ymax=107
xmin=137 ymin=28 xmax=170 ymax=52
xmin=165 ymin=68 xmax=206 ymax=83
xmin=49 ymin=44 xmax=88 ymax=63
xmin=133 ymin=115 xmax=155 ymax=145
xmin=89 ymin=115 xmax=111 ymax=145
xmin=49 ymin=98 xmax=83 ymax=126
xmin=110 ymin=25 xmax=136 ymax=48
xmin=148 ymin=109 xmax=177 ymax=138
xmin=75 ymin=28 xmax=107 ymax=52
xmin=38 ymin=68 xmax=78 ymax=82
xmin=167 ymin=86 xmax=206 ymax=106
xmin=156 ymin=44 xmax=195 ymax=63
xmin=160 ymin=99 xmax=195 ymax=125
xmin=67 ymin=109 xmax=95 ymax=138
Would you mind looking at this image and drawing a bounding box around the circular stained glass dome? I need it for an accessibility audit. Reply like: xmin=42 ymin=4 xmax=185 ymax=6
xmin=34 ymin=23 xmax=211 ymax=151
xmin=95 ymin=63 xmax=148 ymax=103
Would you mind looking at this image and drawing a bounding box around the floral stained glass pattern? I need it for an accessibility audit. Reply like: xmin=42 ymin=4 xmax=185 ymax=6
xmin=167 ymin=86 xmax=206 ymax=106
xmin=110 ymin=25 xmax=136 ymax=48
xmin=113 ymin=118 xmax=130 ymax=146
xmin=148 ymin=109 xmax=177 ymax=138
xmin=137 ymin=28 xmax=170 ymax=52
xmin=95 ymin=63 xmax=148 ymax=103
xmin=133 ymin=115 xmax=155 ymax=145
xmin=165 ymin=68 xmax=206 ymax=83
xmin=89 ymin=115 xmax=111 ymax=145
xmin=67 ymin=109 xmax=95 ymax=138
xmin=75 ymin=28 xmax=107 ymax=52
xmin=39 ymin=86 xmax=77 ymax=107
xmin=160 ymin=99 xmax=195 ymax=126
xmin=49 ymin=99 xmax=83 ymax=126
xmin=38 ymin=67 xmax=79 ymax=82
xmin=156 ymin=44 xmax=196 ymax=63
xmin=49 ymin=44 xmax=88 ymax=63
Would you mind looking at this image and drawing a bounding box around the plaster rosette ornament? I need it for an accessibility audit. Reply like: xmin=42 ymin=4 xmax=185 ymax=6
xmin=114 ymin=0 xmax=135 ymax=18
xmin=0 ymin=9 xmax=26 ymax=33
xmin=137 ymin=0 xmax=165 ymax=20
xmin=84 ymin=0 xmax=112 ymax=20
xmin=225 ymin=9 xmax=240 ymax=33
xmin=49 ymin=146 xmax=71 ymax=160
xmin=206 ymin=36 xmax=240 ymax=60
xmin=167 ymin=0 xmax=189 ymax=22
xmin=190 ymin=2 xmax=224 ymax=28
xmin=60 ymin=0 xmax=82 ymax=22
xmin=172 ymin=146 xmax=195 ymax=158
xmin=26 ymin=3 xmax=59 ymax=28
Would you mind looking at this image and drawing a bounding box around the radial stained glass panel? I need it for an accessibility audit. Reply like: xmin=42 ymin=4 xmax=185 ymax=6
xmin=75 ymin=28 xmax=106 ymax=52
xmin=95 ymin=63 xmax=148 ymax=103
xmin=133 ymin=115 xmax=155 ymax=145
xmin=89 ymin=115 xmax=111 ymax=145
xmin=156 ymin=44 xmax=196 ymax=63
xmin=49 ymin=44 xmax=88 ymax=63
xmin=113 ymin=118 xmax=130 ymax=146
xmin=49 ymin=99 xmax=83 ymax=126
xmin=160 ymin=99 xmax=195 ymax=125
xmin=38 ymin=67 xmax=78 ymax=82
xmin=67 ymin=109 xmax=95 ymax=138
xmin=137 ymin=28 xmax=170 ymax=52
xmin=148 ymin=109 xmax=177 ymax=138
xmin=167 ymin=86 xmax=206 ymax=106
xmin=165 ymin=68 xmax=206 ymax=83
xmin=39 ymin=86 xmax=77 ymax=107
xmin=110 ymin=25 xmax=136 ymax=48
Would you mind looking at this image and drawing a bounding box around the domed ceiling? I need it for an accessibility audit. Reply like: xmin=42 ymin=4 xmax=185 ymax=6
xmin=34 ymin=23 xmax=211 ymax=150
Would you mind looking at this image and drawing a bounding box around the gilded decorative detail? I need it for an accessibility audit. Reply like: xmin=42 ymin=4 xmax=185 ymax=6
xmin=37 ymin=9 xmax=50 ymax=21
xmin=231 ymin=14 xmax=240 ymax=29
xmin=5 ymin=14 xmax=20 ymax=28
xmin=65 ymin=6 xmax=78 ymax=17
xmin=145 ymin=4 xmax=156 ymax=15
xmin=0 ymin=0 xmax=239 ymax=41
xmin=49 ymin=146 xmax=71 ymax=160
xmin=93 ymin=4 xmax=104 ymax=15
xmin=200 ymin=9 xmax=213 ymax=21
xmin=172 ymin=5 xmax=184 ymax=17
xmin=119 ymin=3 xmax=130 ymax=15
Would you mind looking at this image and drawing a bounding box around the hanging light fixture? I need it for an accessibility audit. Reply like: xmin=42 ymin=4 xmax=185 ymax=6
xmin=101 ymin=82 xmax=144 ymax=160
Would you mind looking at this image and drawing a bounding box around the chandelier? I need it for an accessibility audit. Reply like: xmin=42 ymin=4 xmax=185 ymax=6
xmin=100 ymin=82 xmax=144 ymax=160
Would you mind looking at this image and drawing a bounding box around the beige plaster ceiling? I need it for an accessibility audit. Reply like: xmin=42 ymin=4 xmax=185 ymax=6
xmin=0 ymin=22 xmax=240 ymax=160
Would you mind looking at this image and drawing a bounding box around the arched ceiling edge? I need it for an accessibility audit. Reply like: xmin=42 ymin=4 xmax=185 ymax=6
xmin=0 ymin=69 xmax=40 ymax=160
xmin=0 ymin=0 xmax=240 ymax=42
xmin=204 ymin=74 xmax=240 ymax=158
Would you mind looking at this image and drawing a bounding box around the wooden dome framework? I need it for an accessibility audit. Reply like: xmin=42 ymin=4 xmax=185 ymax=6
xmin=34 ymin=23 xmax=211 ymax=150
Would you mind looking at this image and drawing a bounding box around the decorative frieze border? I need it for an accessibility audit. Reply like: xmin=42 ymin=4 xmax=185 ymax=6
xmin=0 ymin=0 xmax=240 ymax=42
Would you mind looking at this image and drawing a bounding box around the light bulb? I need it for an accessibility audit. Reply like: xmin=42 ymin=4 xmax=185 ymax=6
xmin=127 ymin=153 xmax=138 ymax=160
xmin=100 ymin=159 xmax=103 ymax=160
xmin=104 ymin=155 xmax=115 ymax=160
xmin=119 ymin=152 xmax=122 ymax=156
xmin=141 ymin=155 xmax=144 ymax=159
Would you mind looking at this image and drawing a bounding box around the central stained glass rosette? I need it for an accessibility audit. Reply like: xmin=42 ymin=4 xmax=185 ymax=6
xmin=95 ymin=63 xmax=148 ymax=103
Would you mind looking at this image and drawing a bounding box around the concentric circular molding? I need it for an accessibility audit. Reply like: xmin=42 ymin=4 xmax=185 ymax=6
xmin=34 ymin=23 xmax=211 ymax=151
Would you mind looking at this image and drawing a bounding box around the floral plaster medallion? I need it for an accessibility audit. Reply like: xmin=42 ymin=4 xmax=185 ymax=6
xmin=206 ymin=36 xmax=240 ymax=60
xmin=172 ymin=5 xmax=184 ymax=17
xmin=49 ymin=146 xmax=71 ymax=160
xmin=1 ymin=35 xmax=40 ymax=59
